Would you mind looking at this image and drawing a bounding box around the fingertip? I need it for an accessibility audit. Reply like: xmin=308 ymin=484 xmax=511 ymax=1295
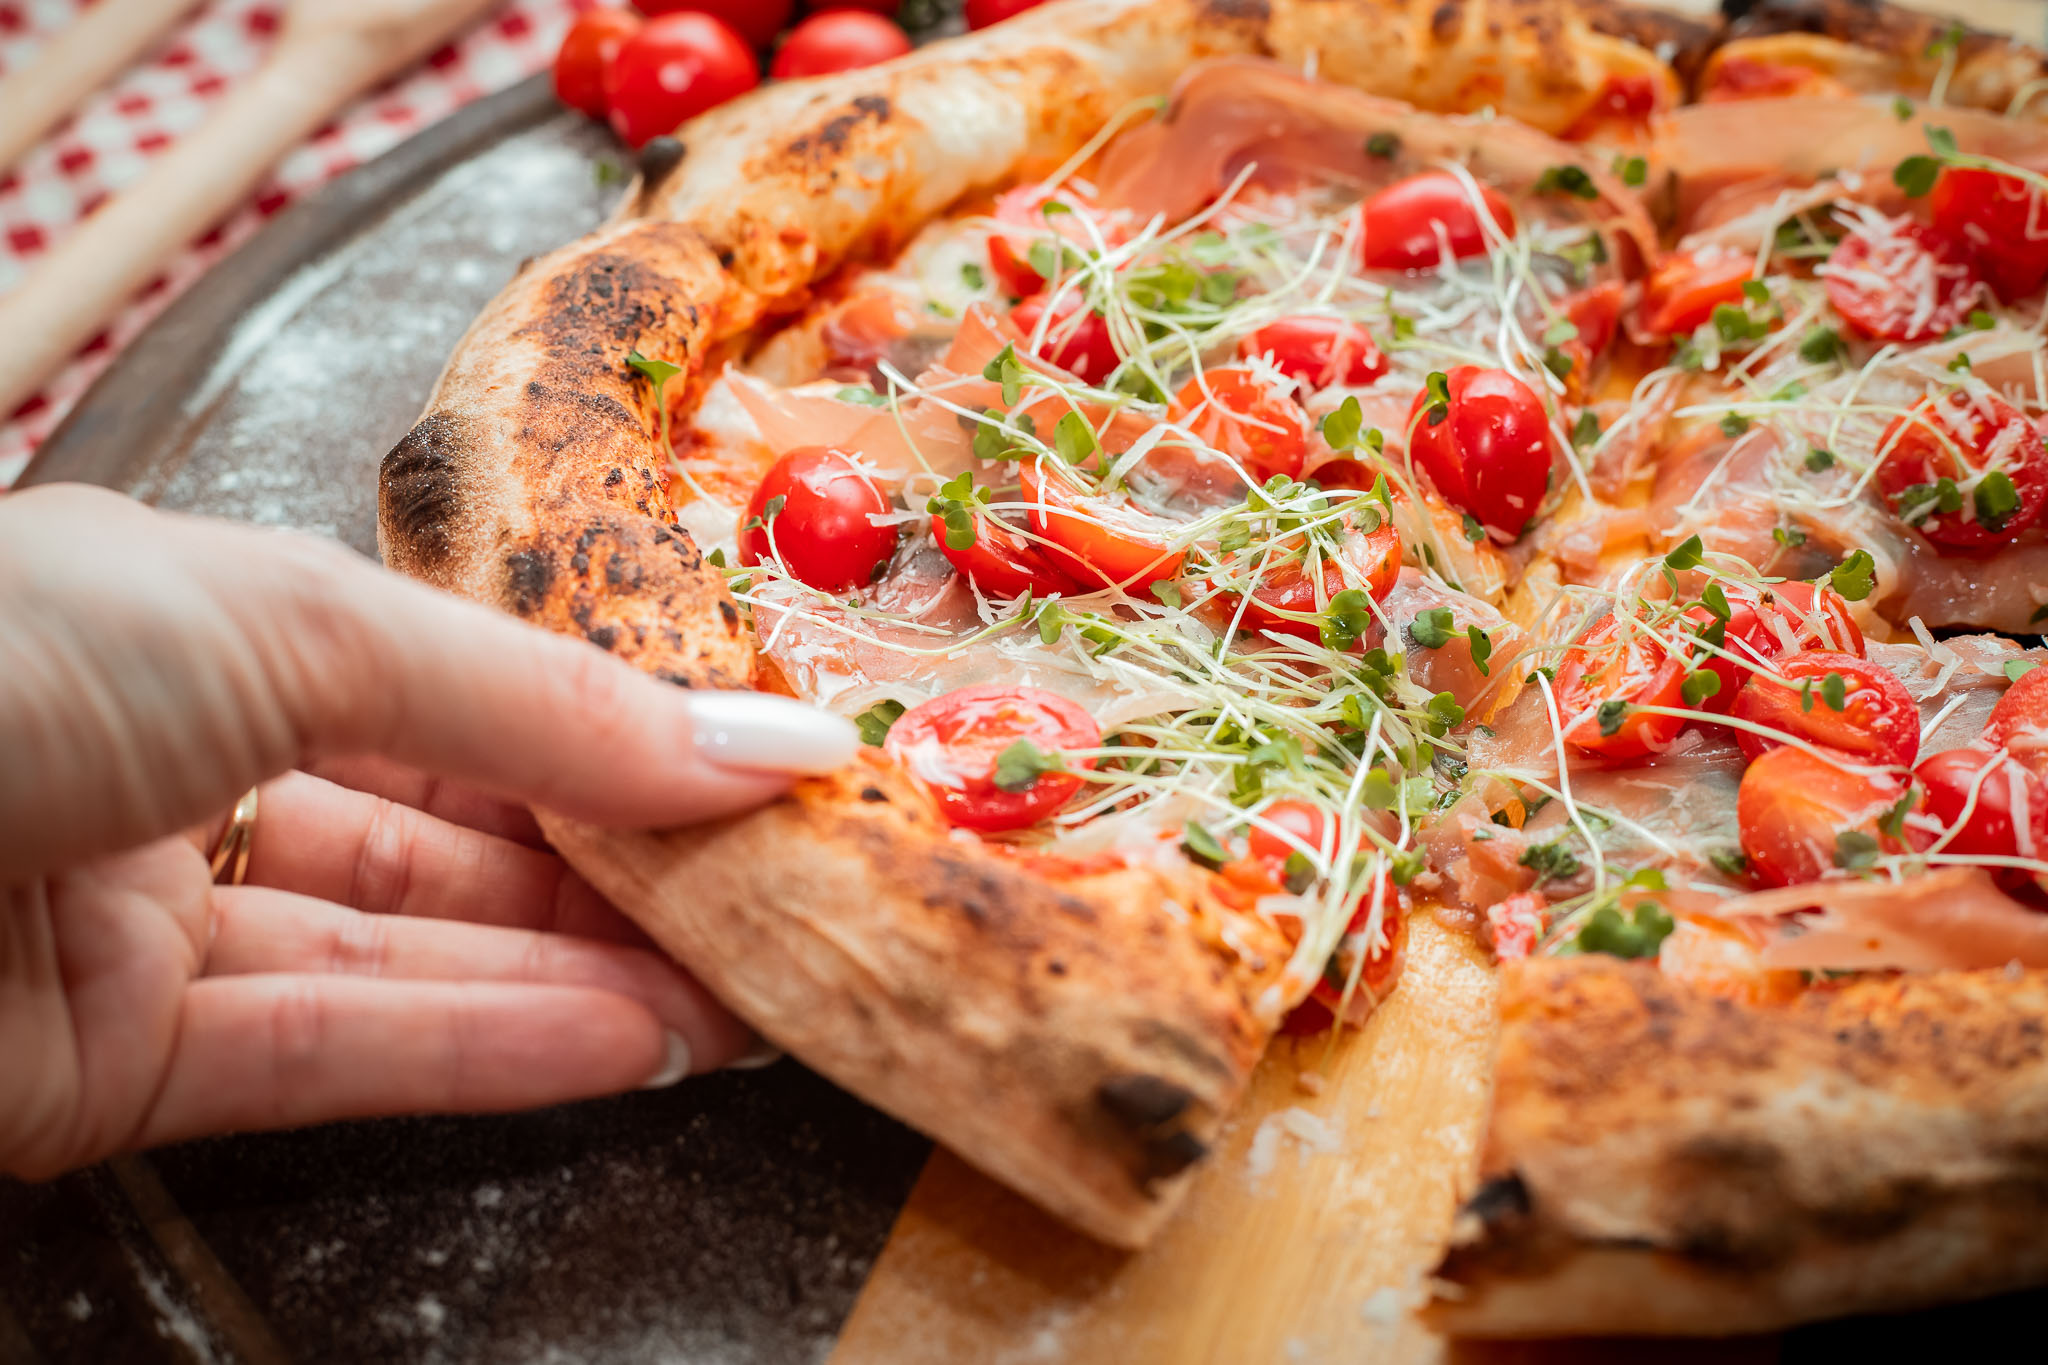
xmin=682 ymin=691 xmax=861 ymax=777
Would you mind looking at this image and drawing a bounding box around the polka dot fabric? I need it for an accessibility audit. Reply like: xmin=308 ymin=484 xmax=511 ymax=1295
xmin=0 ymin=0 xmax=589 ymax=488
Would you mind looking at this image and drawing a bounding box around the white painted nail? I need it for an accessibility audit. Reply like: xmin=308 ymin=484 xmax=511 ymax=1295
xmin=640 ymin=1030 xmax=693 ymax=1089
xmin=725 ymin=1036 xmax=783 ymax=1071
xmin=687 ymin=691 xmax=858 ymax=775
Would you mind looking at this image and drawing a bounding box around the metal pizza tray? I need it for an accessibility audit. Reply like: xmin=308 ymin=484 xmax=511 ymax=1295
xmin=9 ymin=43 xmax=2046 ymax=1365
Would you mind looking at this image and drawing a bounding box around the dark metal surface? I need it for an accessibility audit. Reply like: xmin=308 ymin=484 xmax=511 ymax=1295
xmin=6 ymin=72 xmax=928 ymax=1365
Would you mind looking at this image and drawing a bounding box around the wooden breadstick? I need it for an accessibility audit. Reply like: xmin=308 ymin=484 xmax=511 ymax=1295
xmin=0 ymin=0 xmax=205 ymax=178
xmin=0 ymin=0 xmax=501 ymax=423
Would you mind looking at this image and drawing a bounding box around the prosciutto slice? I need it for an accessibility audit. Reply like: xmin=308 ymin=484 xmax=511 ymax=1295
xmin=1722 ymin=868 xmax=2048 ymax=973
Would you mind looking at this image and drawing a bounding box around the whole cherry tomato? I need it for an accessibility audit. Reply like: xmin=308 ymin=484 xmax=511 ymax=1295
xmin=1737 ymin=745 xmax=1914 ymax=887
xmin=1727 ymin=650 xmax=1921 ymax=767
xmin=1405 ymin=365 xmax=1553 ymax=539
xmin=1248 ymin=799 xmax=1332 ymax=864
xmin=1227 ymin=521 xmax=1402 ymax=643
xmin=1824 ymin=221 xmax=1981 ymax=343
xmin=604 ymin=12 xmax=761 ymax=148
xmin=1988 ymin=662 xmax=2048 ymax=774
xmin=1358 ymin=172 xmax=1516 ymax=271
xmin=1915 ymin=746 xmax=2048 ymax=860
xmin=1552 ymin=610 xmax=1689 ymax=759
xmin=555 ymin=8 xmax=641 ymax=119
xmin=885 ymin=684 xmax=1100 ymax=831
xmin=1929 ymin=166 xmax=2048 ymax=303
xmin=1237 ymin=316 xmax=1387 ymax=390
xmin=1876 ymin=389 xmax=2048 ymax=549
xmin=740 ymin=446 xmax=897 ymax=591
xmin=932 ymin=509 xmax=1083 ymax=600
xmin=1638 ymin=249 xmax=1752 ymax=338
xmin=1172 ymin=368 xmax=1313 ymax=481
xmin=769 ymin=9 xmax=911 ymax=80
xmin=1017 ymin=460 xmax=1185 ymax=592
xmin=630 ymin=0 xmax=791 ymax=49
xmin=1009 ymin=291 xmax=1120 ymax=384
xmin=965 ymin=0 xmax=1051 ymax=28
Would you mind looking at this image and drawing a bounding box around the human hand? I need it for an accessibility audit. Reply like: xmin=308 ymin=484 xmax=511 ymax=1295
xmin=0 ymin=484 xmax=854 ymax=1181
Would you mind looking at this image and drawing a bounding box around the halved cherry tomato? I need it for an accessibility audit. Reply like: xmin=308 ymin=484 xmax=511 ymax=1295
xmin=1405 ymin=365 xmax=1553 ymax=539
xmin=965 ymin=0 xmax=1050 ymax=28
xmin=1562 ymin=73 xmax=1660 ymax=141
xmin=1562 ymin=280 xmax=1625 ymax=359
xmin=1226 ymin=521 xmax=1401 ymax=642
xmin=631 ymin=1 xmax=791 ymax=49
xmin=1876 ymin=389 xmax=2048 ymax=548
xmin=555 ymin=8 xmax=641 ymax=118
xmin=1915 ymin=746 xmax=2048 ymax=860
xmin=1282 ymin=898 xmax=1405 ymax=1034
xmin=1930 ymin=166 xmax=2048 ymax=303
xmin=1009 ymin=291 xmax=1119 ymax=384
xmin=984 ymin=183 xmax=1120 ymax=298
xmin=1358 ymin=171 xmax=1516 ymax=272
xmin=768 ymin=9 xmax=910 ymax=80
xmin=604 ymin=12 xmax=760 ymax=148
xmin=932 ymin=511 xmax=1082 ymax=600
xmin=1703 ymin=56 xmax=1850 ymax=102
xmin=1248 ymin=799 xmax=1331 ymax=864
xmin=1017 ymin=460 xmax=1186 ymax=591
xmin=1553 ymin=611 xmax=1689 ymax=759
xmin=1639 ymin=249 xmax=1752 ymax=338
xmin=1737 ymin=745 xmax=1913 ymax=887
xmin=1823 ymin=222 xmax=1980 ymax=343
xmin=1679 ymin=579 xmax=1866 ymax=711
xmin=1727 ymin=650 xmax=1921 ymax=767
xmin=741 ymin=446 xmax=896 ymax=591
xmin=1238 ymin=316 xmax=1387 ymax=390
xmin=885 ymin=684 xmax=1100 ymax=832
xmin=1172 ymin=368 xmax=1312 ymax=481
xmin=1989 ymin=662 xmax=2048 ymax=774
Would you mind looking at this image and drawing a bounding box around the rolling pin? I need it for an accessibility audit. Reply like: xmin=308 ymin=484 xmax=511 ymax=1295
xmin=0 ymin=0 xmax=503 ymax=424
xmin=0 ymin=0 xmax=206 ymax=178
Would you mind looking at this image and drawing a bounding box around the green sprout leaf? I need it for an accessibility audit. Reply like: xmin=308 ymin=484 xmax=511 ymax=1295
xmin=1612 ymin=154 xmax=1647 ymax=187
xmin=1799 ymin=327 xmax=1844 ymax=365
xmin=1597 ymin=699 xmax=1629 ymax=737
xmin=1520 ymin=840 xmax=1582 ymax=883
xmin=855 ymin=700 xmax=906 ymax=747
xmin=1805 ymin=446 xmax=1837 ymax=473
xmin=1536 ymin=164 xmax=1600 ymax=200
xmin=983 ymin=343 xmax=1027 ymax=407
xmin=1320 ymin=394 xmax=1364 ymax=452
xmin=1829 ymin=550 xmax=1877 ymax=602
xmin=1182 ymin=820 xmax=1230 ymax=870
xmin=1468 ymin=624 xmax=1493 ymax=675
xmin=1833 ymin=829 xmax=1882 ymax=870
xmin=1664 ymin=534 xmax=1705 ymax=571
xmin=1573 ymin=902 xmax=1675 ymax=959
xmin=1320 ymin=588 xmax=1376 ymax=651
xmin=1410 ymin=607 xmax=1457 ymax=649
xmin=1681 ymin=669 xmax=1722 ymax=707
xmin=994 ymin=739 xmax=1067 ymax=794
xmin=1366 ymin=131 xmax=1401 ymax=159
xmin=1976 ymin=470 xmax=2021 ymax=532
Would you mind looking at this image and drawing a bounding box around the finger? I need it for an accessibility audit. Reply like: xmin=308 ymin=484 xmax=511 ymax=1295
xmin=219 ymin=526 xmax=858 ymax=828
xmin=202 ymin=883 xmax=750 ymax=1065
xmin=244 ymin=772 xmax=647 ymax=944
xmin=134 ymin=977 xmax=682 ymax=1148
xmin=303 ymin=755 xmax=545 ymax=845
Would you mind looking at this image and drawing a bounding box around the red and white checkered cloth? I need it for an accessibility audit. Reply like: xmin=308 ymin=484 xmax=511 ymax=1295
xmin=0 ymin=0 xmax=590 ymax=488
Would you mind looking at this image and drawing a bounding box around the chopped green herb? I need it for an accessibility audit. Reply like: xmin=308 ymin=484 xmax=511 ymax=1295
xmin=1462 ymin=512 xmax=1487 ymax=543
xmin=960 ymin=261 xmax=986 ymax=290
xmin=1612 ymin=154 xmax=1647 ymax=187
xmin=1799 ymin=327 xmax=1844 ymax=365
xmin=1708 ymin=847 xmax=1749 ymax=878
xmin=1805 ymin=447 xmax=1837 ymax=473
xmin=1536 ymin=164 xmax=1600 ymax=200
xmin=1520 ymin=841 xmax=1582 ymax=883
xmin=1720 ymin=412 xmax=1752 ymax=438
xmin=1366 ymin=131 xmax=1401 ymax=159
xmin=1571 ymin=409 xmax=1602 ymax=450
xmin=1773 ymin=524 xmax=1808 ymax=548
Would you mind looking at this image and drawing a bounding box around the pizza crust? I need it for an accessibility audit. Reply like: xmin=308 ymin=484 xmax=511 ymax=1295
xmin=1430 ymin=957 xmax=2048 ymax=1335
xmin=1710 ymin=0 xmax=2048 ymax=110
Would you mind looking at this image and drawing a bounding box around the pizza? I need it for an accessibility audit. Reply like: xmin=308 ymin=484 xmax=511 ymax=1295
xmin=377 ymin=0 xmax=2048 ymax=1336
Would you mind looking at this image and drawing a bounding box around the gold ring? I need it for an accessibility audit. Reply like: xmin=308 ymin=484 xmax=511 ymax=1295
xmin=208 ymin=787 xmax=260 ymax=887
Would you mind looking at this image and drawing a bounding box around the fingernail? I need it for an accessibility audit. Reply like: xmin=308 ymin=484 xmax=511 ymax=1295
xmin=687 ymin=692 xmax=858 ymax=775
xmin=640 ymin=1030 xmax=693 ymax=1089
xmin=725 ymin=1035 xmax=783 ymax=1071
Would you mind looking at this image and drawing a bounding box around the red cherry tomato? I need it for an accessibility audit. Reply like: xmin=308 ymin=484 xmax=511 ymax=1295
xmin=1561 ymin=280 xmax=1625 ymax=359
xmin=1737 ymin=745 xmax=1914 ymax=887
xmin=984 ymin=183 xmax=1121 ymax=298
xmin=1823 ymin=222 xmax=1981 ymax=343
xmin=1237 ymin=316 xmax=1387 ymax=390
xmin=555 ymin=8 xmax=641 ymax=119
xmin=1358 ymin=172 xmax=1516 ymax=272
xmin=740 ymin=446 xmax=896 ymax=591
xmin=1989 ymin=662 xmax=2048 ymax=774
xmin=768 ymin=9 xmax=910 ymax=80
xmin=1639 ymin=249 xmax=1752 ymax=338
xmin=1553 ymin=611 xmax=1689 ymax=759
xmin=1249 ymin=800 xmax=1331 ymax=864
xmin=1727 ymin=650 xmax=1921 ymax=768
xmin=1915 ymin=746 xmax=2048 ymax=860
xmin=1017 ymin=460 xmax=1185 ymax=592
xmin=1929 ymin=166 xmax=2048 ymax=303
xmin=1172 ymin=368 xmax=1313 ymax=481
xmin=1009 ymin=291 xmax=1120 ymax=384
xmin=1562 ymin=72 xmax=1661 ymax=140
xmin=932 ymin=511 xmax=1082 ymax=600
xmin=1680 ymin=579 xmax=1866 ymax=711
xmin=1228 ymin=521 xmax=1402 ymax=643
xmin=630 ymin=0 xmax=791 ymax=49
xmin=886 ymin=685 xmax=1099 ymax=831
xmin=604 ymin=12 xmax=760 ymax=148
xmin=965 ymin=0 xmax=1050 ymax=28
xmin=1404 ymin=365 xmax=1553 ymax=540
xmin=1876 ymin=389 xmax=2048 ymax=548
